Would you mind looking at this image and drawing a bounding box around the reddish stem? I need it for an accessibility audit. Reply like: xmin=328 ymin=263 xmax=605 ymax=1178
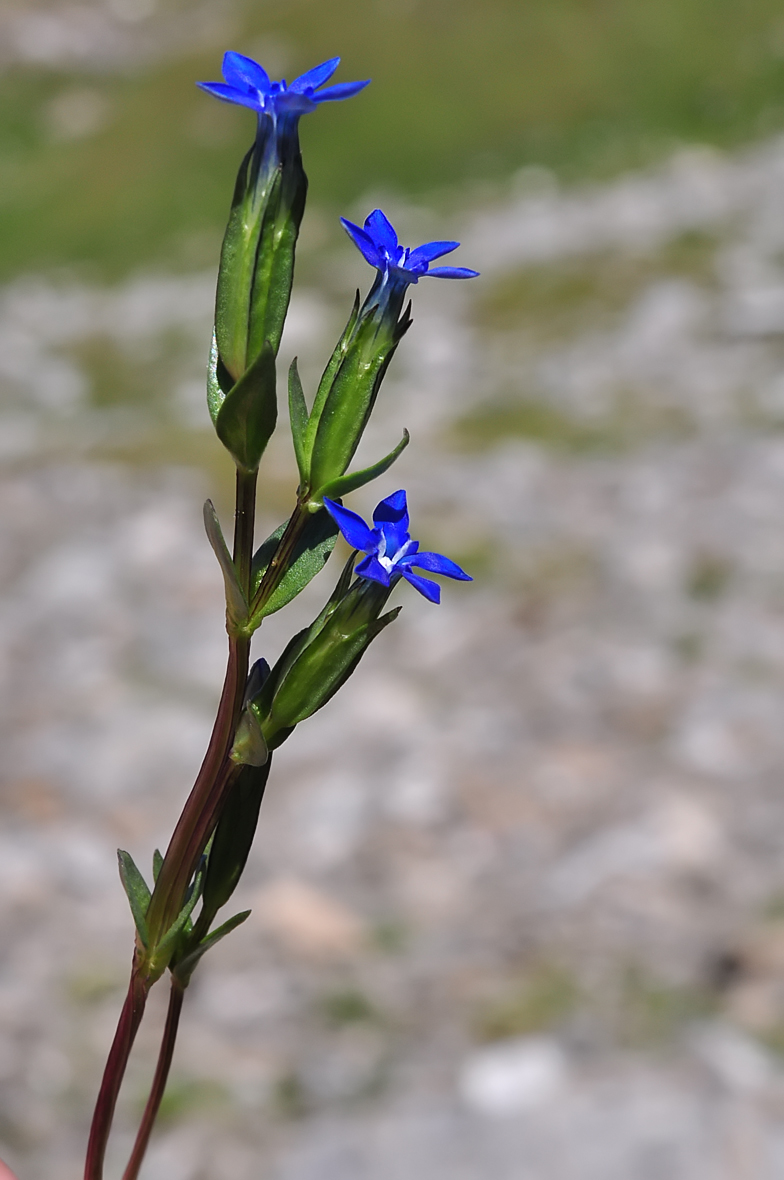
xmin=146 ymin=469 xmax=257 ymax=944
xmin=121 ymin=977 xmax=185 ymax=1180
xmin=84 ymin=964 xmax=149 ymax=1180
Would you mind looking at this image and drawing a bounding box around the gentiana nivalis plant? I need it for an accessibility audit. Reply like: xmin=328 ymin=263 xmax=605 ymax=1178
xmin=82 ymin=51 xmax=477 ymax=1180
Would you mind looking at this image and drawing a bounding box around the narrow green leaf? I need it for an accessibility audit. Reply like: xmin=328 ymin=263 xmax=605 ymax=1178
xmin=230 ymin=707 xmax=269 ymax=767
xmin=216 ymin=341 xmax=277 ymax=473
xmin=288 ymin=358 xmax=310 ymax=484
xmin=203 ymin=500 xmax=249 ymax=630
xmin=152 ymin=849 xmax=163 ymax=883
xmin=315 ymin=430 xmax=410 ymax=505
xmin=249 ymin=509 xmax=338 ymax=619
xmin=173 ymin=910 xmax=251 ymax=983
xmin=118 ymin=850 xmax=151 ymax=948
xmin=207 ymin=332 xmax=235 ymax=426
xmin=155 ymin=863 xmax=205 ymax=961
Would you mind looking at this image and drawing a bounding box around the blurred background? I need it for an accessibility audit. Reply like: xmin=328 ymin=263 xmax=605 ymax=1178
xmin=8 ymin=0 xmax=784 ymax=1176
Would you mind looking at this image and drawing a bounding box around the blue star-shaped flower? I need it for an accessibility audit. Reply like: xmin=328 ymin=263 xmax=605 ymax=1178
xmin=198 ymin=52 xmax=369 ymax=119
xmin=323 ymin=490 xmax=472 ymax=604
xmin=341 ymin=209 xmax=479 ymax=287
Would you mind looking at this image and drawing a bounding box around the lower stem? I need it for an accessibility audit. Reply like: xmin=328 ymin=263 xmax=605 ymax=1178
xmin=84 ymin=965 xmax=149 ymax=1180
xmin=146 ymin=470 xmax=258 ymax=944
xmin=121 ymin=977 xmax=185 ymax=1180
xmin=84 ymin=468 xmax=259 ymax=1176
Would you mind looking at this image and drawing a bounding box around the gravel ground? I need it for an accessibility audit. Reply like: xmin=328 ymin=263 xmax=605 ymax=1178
xmin=8 ymin=137 xmax=784 ymax=1177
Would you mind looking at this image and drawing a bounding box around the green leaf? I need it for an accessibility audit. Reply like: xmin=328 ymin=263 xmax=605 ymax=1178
xmin=315 ymin=430 xmax=410 ymax=505
xmin=288 ymin=358 xmax=310 ymax=484
xmin=203 ymin=500 xmax=249 ymax=631
xmin=154 ymin=862 xmax=205 ymax=963
xmin=215 ymin=341 xmax=277 ymax=473
xmin=230 ymin=706 xmax=269 ymax=767
xmin=118 ymin=850 xmax=151 ymax=948
xmin=173 ymin=910 xmax=251 ymax=984
xmin=207 ymin=332 xmax=235 ymax=426
xmin=250 ymin=509 xmax=338 ymax=619
xmin=152 ymin=849 xmax=163 ymax=883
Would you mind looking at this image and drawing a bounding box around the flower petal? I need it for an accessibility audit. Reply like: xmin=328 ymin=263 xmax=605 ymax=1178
xmin=424 ymin=266 xmax=480 ymax=280
xmin=402 ymin=569 xmax=441 ymax=603
xmin=405 ymin=551 xmax=472 ymax=580
xmin=341 ymin=218 xmax=383 ymax=269
xmin=313 ymin=80 xmax=371 ymax=102
xmin=365 ymin=209 xmax=399 ymax=256
xmin=273 ymin=91 xmax=317 ymax=116
xmin=372 ymin=490 xmax=409 ymax=557
xmin=196 ymin=81 xmax=263 ymax=111
xmin=289 ymin=57 xmax=341 ymax=93
xmin=355 ymin=554 xmax=391 ymax=585
xmin=406 ymin=240 xmax=460 ymax=268
xmin=222 ymin=52 xmax=271 ymax=93
xmin=373 ymin=488 xmax=408 ymax=529
xmin=323 ymin=497 xmax=376 ymax=552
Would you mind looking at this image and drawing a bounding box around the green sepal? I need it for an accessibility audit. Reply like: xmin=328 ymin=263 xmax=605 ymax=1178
xmin=203 ymin=500 xmax=249 ymax=632
xmin=264 ymin=606 xmax=401 ymax=730
xmin=152 ymin=849 xmax=163 ymax=884
xmin=288 ymin=358 xmax=309 ymax=484
xmin=307 ymin=307 xmax=408 ymax=494
xmin=302 ymin=291 xmax=360 ymax=457
xmin=247 ymin=556 xmax=356 ymax=749
xmin=207 ymin=332 xmax=235 ymax=426
xmin=172 ymin=910 xmax=251 ymax=986
xmin=230 ymin=706 xmax=269 ymax=767
xmin=314 ymin=429 xmax=410 ymax=506
xmin=214 ymin=143 xmax=275 ymax=383
xmin=249 ymin=509 xmax=338 ymax=620
xmin=251 ymin=572 xmax=400 ymax=745
xmin=215 ymin=341 xmax=277 ymax=474
xmin=118 ymin=850 xmax=151 ymax=948
xmin=246 ymin=158 xmax=307 ymax=364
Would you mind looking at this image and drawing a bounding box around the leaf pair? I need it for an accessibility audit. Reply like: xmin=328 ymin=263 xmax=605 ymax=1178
xmin=118 ymin=850 xmax=206 ymax=983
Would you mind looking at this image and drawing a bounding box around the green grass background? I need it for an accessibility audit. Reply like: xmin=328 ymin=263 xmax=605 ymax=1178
xmin=3 ymin=0 xmax=784 ymax=279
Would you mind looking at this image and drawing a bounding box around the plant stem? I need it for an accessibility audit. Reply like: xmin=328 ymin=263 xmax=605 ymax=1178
xmin=85 ymin=468 xmax=259 ymax=1178
xmin=250 ymin=498 xmax=309 ymax=616
xmin=146 ymin=470 xmax=258 ymax=944
xmin=83 ymin=965 xmax=149 ymax=1180
xmin=121 ymin=978 xmax=185 ymax=1180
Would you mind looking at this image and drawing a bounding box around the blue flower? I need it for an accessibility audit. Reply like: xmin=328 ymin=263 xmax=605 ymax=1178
xmin=341 ymin=209 xmax=479 ymax=287
xmin=198 ymin=52 xmax=369 ymax=119
xmin=323 ymin=490 xmax=472 ymax=604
